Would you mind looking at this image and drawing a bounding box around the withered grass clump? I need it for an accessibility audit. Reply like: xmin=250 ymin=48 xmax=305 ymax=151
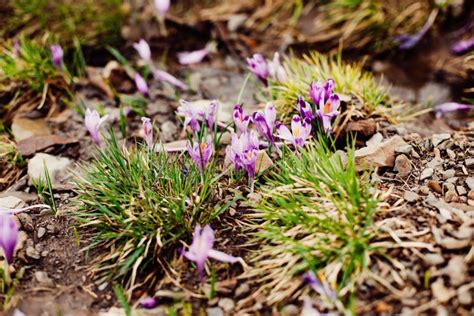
xmin=73 ymin=135 xmax=233 ymax=288
xmin=243 ymin=140 xmax=386 ymax=311
xmin=0 ymin=135 xmax=23 ymax=191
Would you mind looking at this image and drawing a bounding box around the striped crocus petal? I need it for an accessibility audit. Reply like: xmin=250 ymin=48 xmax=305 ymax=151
xmin=233 ymin=104 xmax=251 ymax=134
xmin=246 ymin=54 xmax=269 ymax=85
xmin=141 ymin=117 xmax=153 ymax=149
xmin=297 ymin=96 xmax=313 ymax=121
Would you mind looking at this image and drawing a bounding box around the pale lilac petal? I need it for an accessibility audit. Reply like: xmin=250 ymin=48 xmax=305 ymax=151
xmin=154 ymin=69 xmax=188 ymax=90
xmin=268 ymin=52 xmax=287 ymax=82
xmin=246 ymin=54 xmax=269 ymax=85
xmin=276 ymin=123 xmax=293 ymax=142
xmin=301 ymin=297 xmax=320 ymax=316
xmin=133 ymin=39 xmax=152 ymax=62
xmin=264 ymin=103 xmax=276 ymax=129
xmin=208 ymin=249 xmax=239 ymax=263
xmin=85 ymin=108 xmax=107 ymax=146
xmin=177 ymin=48 xmax=209 ymax=65
xmin=140 ymin=296 xmax=158 ymax=309
xmin=434 ymin=102 xmax=473 ymax=117
xmin=154 ymin=0 xmax=170 ymax=18
xmin=135 ymin=74 xmax=149 ymax=97
xmin=0 ymin=214 xmax=18 ymax=264
xmin=50 ymin=44 xmax=63 ymax=68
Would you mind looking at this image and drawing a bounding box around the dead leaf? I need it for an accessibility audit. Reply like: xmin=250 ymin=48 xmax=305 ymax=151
xmin=17 ymin=135 xmax=78 ymax=156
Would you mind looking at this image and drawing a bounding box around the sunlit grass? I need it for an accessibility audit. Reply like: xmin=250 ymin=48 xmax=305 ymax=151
xmin=245 ymin=139 xmax=386 ymax=310
xmin=73 ymin=133 xmax=237 ymax=288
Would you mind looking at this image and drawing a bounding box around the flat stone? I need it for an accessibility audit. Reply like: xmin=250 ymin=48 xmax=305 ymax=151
xmin=206 ymin=307 xmax=224 ymax=316
xmin=37 ymin=227 xmax=46 ymax=239
xmin=28 ymin=153 xmax=72 ymax=189
xmin=17 ymin=213 xmax=34 ymax=232
xmin=235 ymin=283 xmax=250 ymax=297
xmin=465 ymin=158 xmax=474 ymax=168
xmin=218 ymin=298 xmax=235 ymax=312
xmin=35 ymin=271 xmax=53 ymax=286
xmin=466 ymin=177 xmax=474 ymax=190
xmin=355 ymin=135 xmax=408 ymax=169
xmin=441 ymin=169 xmax=455 ymax=180
xmin=255 ymin=150 xmax=273 ymax=174
xmin=26 ymin=246 xmax=41 ymax=259
xmin=159 ymin=121 xmax=178 ymax=142
xmin=426 ymin=157 xmax=444 ymax=169
xmin=345 ymin=119 xmax=378 ymax=138
xmin=394 ymin=154 xmax=412 ymax=177
xmin=404 ymin=191 xmax=419 ymax=203
xmin=395 ymin=144 xmax=412 ymax=154
xmin=432 ymin=133 xmax=451 ymax=147
xmin=0 ymin=196 xmax=25 ymax=209
xmin=366 ymin=133 xmax=383 ymax=147
xmin=420 ymin=168 xmax=434 ymax=180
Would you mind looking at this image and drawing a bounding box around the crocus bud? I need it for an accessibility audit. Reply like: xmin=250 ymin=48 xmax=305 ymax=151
xmin=246 ymin=54 xmax=269 ymax=85
xmin=452 ymin=37 xmax=474 ymax=55
xmin=187 ymin=138 xmax=213 ymax=173
xmin=233 ymin=104 xmax=251 ymax=134
xmin=133 ymin=39 xmax=152 ymax=63
xmin=434 ymin=102 xmax=474 ymax=118
xmin=268 ymin=52 xmax=287 ymax=82
xmin=135 ymin=74 xmax=149 ymax=97
xmin=154 ymin=0 xmax=170 ymax=18
xmin=50 ymin=44 xmax=63 ymax=68
xmin=85 ymin=108 xmax=109 ymax=146
xmin=0 ymin=214 xmax=18 ymax=264
xmin=140 ymin=296 xmax=158 ymax=309
xmin=142 ymin=117 xmax=153 ymax=149
xmin=177 ymin=48 xmax=209 ymax=65
xmin=154 ymin=69 xmax=188 ymax=90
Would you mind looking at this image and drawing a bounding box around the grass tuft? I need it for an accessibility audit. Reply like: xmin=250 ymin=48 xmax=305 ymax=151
xmin=73 ymin=133 xmax=234 ymax=288
xmin=244 ymin=138 xmax=385 ymax=309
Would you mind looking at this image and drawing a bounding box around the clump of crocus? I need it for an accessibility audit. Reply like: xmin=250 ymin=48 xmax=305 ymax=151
xmin=85 ymin=108 xmax=109 ymax=146
xmin=183 ymin=224 xmax=240 ymax=278
xmin=0 ymin=214 xmax=18 ymax=265
xmin=276 ymin=115 xmax=312 ymax=148
xmin=452 ymin=37 xmax=474 ymax=55
xmin=434 ymin=102 xmax=474 ymax=118
xmin=135 ymin=73 xmax=149 ymax=97
xmin=187 ymin=137 xmax=213 ymax=174
xmin=247 ymin=54 xmax=269 ymax=85
xmin=133 ymin=39 xmax=152 ymax=63
xmin=233 ymin=104 xmax=252 ymax=134
xmin=50 ymin=44 xmax=64 ymax=68
xmin=177 ymin=48 xmax=209 ymax=65
xmin=141 ymin=117 xmax=153 ymax=149
xmin=226 ymin=131 xmax=259 ymax=191
xmin=306 ymin=78 xmax=341 ymax=133
xmin=252 ymin=102 xmax=277 ymax=147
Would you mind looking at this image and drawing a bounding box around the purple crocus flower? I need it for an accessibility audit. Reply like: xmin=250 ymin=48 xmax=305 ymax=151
xmin=310 ymin=79 xmax=334 ymax=107
xmin=452 ymin=37 xmax=474 ymax=55
xmin=303 ymin=271 xmax=337 ymax=301
xmin=395 ymin=10 xmax=437 ymax=50
xmin=177 ymin=99 xmax=203 ymax=133
xmin=50 ymin=44 xmax=64 ymax=68
xmin=316 ymin=94 xmax=340 ymax=133
xmin=233 ymin=104 xmax=251 ymax=134
xmin=177 ymin=48 xmax=209 ymax=65
xmin=226 ymin=131 xmax=259 ymax=172
xmin=154 ymin=69 xmax=188 ymax=90
xmin=184 ymin=224 xmax=239 ymax=278
xmin=204 ymin=100 xmax=218 ymax=131
xmin=85 ymin=108 xmax=109 ymax=146
xmin=133 ymin=39 xmax=152 ymax=63
xmin=154 ymin=0 xmax=170 ymax=18
xmin=140 ymin=296 xmax=158 ymax=309
xmin=141 ymin=117 xmax=153 ymax=149
xmin=297 ymin=96 xmax=313 ymax=121
xmin=252 ymin=102 xmax=276 ymax=145
xmin=276 ymin=115 xmax=312 ymax=148
xmin=0 ymin=214 xmax=18 ymax=264
xmin=301 ymin=297 xmax=320 ymax=316
xmin=434 ymin=102 xmax=474 ymax=118
xmin=246 ymin=54 xmax=269 ymax=85
xmin=135 ymin=74 xmax=149 ymax=97
xmin=187 ymin=138 xmax=213 ymax=173
xmin=268 ymin=52 xmax=287 ymax=82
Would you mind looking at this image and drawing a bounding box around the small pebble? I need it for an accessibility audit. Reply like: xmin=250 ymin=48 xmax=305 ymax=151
xmin=37 ymin=227 xmax=46 ymax=239
xmin=466 ymin=177 xmax=474 ymax=190
xmin=432 ymin=133 xmax=451 ymax=147
xmin=427 ymin=180 xmax=442 ymax=194
xmin=456 ymin=186 xmax=467 ymax=196
xmin=280 ymin=304 xmax=299 ymax=316
xmin=404 ymin=191 xmax=419 ymax=203
xmin=423 ymin=253 xmax=445 ymax=266
xmin=218 ymin=298 xmax=235 ymax=312
xmin=441 ymin=169 xmax=455 ymax=180
xmin=235 ymin=283 xmax=250 ymax=298
xmin=26 ymin=246 xmax=41 ymax=259
xmin=420 ymin=168 xmax=434 ymax=180
xmin=446 ymin=149 xmax=456 ymax=159
xmin=207 ymin=307 xmax=224 ymax=316
xmin=465 ymin=158 xmax=474 ymax=168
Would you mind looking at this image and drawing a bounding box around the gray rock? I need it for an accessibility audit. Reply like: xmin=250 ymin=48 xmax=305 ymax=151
xmin=35 ymin=271 xmax=53 ymax=286
xmin=159 ymin=121 xmax=178 ymax=142
xmin=446 ymin=149 xmax=456 ymax=159
xmin=420 ymin=168 xmax=434 ymax=180
xmin=394 ymin=154 xmax=412 ymax=177
xmin=37 ymin=227 xmax=46 ymax=239
xmin=280 ymin=304 xmax=299 ymax=316
xmin=441 ymin=169 xmax=455 ymax=180
xmin=218 ymin=298 xmax=235 ymax=312
xmin=432 ymin=134 xmax=451 ymax=147
xmin=404 ymin=191 xmax=419 ymax=203
xmin=26 ymin=246 xmax=41 ymax=259
xmin=426 ymin=157 xmax=444 ymax=169
xmin=423 ymin=253 xmax=445 ymax=266
xmin=28 ymin=153 xmax=72 ymax=189
xmin=235 ymin=283 xmax=250 ymax=298
xmin=394 ymin=144 xmax=413 ymax=154
xmin=465 ymin=158 xmax=474 ymax=168
xmin=207 ymin=307 xmax=224 ymax=316
xmin=466 ymin=177 xmax=474 ymax=190
xmin=0 ymin=196 xmax=25 ymax=209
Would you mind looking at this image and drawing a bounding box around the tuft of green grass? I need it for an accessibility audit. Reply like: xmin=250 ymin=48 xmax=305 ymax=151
xmin=73 ymin=133 xmax=235 ymax=288
xmin=246 ymin=138 xmax=385 ymax=309
xmin=2 ymin=0 xmax=125 ymax=47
